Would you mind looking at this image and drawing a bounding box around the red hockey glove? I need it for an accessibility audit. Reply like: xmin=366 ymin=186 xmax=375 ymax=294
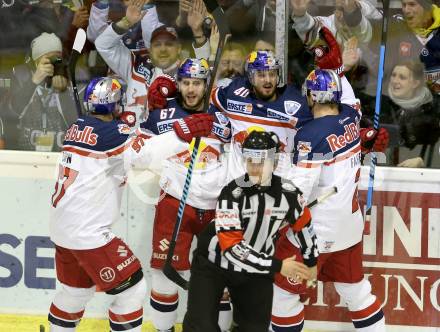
xmin=147 ymin=75 xmax=177 ymax=110
xmin=360 ymin=127 xmax=389 ymax=154
xmin=313 ymin=26 xmax=344 ymax=77
xmin=173 ymin=114 xmax=214 ymax=143
xmin=119 ymin=111 xmax=136 ymax=127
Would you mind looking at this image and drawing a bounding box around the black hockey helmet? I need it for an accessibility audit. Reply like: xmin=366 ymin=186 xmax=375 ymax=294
xmin=242 ymin=131 xmax=280 ymax=153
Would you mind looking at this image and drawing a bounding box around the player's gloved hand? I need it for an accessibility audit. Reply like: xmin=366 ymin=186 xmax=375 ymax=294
xmin=360 ymin=127 xmax=389 ymax=154
xmin=147 ymin=75 xmax=177 ymax=110
xmin=173 ymin=113 xmax=214 ymax=143
xmin=312 ymin=26 xmax=344 ymax=77
xmin=120 ymin=111 xmax=136 ymax=127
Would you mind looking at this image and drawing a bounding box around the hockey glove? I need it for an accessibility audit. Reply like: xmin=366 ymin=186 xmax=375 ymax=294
xmin=147 ymin=75 xmax=177 ymax=110
xmin=119 ymin=111 xmax=136 ymax=127
xmin=360 ymin=127 xmax=389 ymax=154
xmin=313 ymin=26 xmax=344 ymax=77
xmin=173 ymin=114 xmax=214 ymax=143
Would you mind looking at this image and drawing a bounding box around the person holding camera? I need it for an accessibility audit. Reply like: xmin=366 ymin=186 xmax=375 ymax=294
xmin=7 ymin=32 xmax=80 ymax=151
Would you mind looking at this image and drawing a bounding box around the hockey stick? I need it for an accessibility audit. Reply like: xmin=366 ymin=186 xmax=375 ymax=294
xmin=278 ymin=186 xmax=338 ymax=235
xmin=68 ymin=28 xmax=87 ymax=118
xmin=364 ymin=0 xmax=389 ymax=234
xmin=162 ymin=0 xmax=231 ymax=290
xmin=307 ymin=186 xmax=338 ymax=209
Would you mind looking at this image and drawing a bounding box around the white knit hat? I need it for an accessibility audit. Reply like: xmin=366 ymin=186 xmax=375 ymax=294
xmin=31 ymin=33 xmax=62 ymax=61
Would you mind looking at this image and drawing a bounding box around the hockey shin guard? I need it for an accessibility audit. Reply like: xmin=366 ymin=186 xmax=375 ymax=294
xmin=334 ymin=280 xmax=385 ymax=331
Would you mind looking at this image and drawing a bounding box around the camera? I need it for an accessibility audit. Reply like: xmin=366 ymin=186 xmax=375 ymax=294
xmin=45 ymin=56 xmax=67 ymax=89
xmin=49 ymin=56 xmax=67 ymax=77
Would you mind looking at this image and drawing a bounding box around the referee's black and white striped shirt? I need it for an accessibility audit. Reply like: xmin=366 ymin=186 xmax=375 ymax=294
xmin=197 ymin=174 xmax=318 ymax=274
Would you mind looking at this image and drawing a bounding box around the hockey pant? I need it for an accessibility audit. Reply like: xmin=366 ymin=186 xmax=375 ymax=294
xmin=48 ymin=278 xmax=147 ymax=331
xmin=150 ymin=268 xmax=232 ymax=331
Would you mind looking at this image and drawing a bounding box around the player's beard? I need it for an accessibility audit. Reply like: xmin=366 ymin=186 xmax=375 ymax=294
xmin=254 ymin=83 xmax=277 ymax=101
xmin=182 ymin=93 xmax=204 ymax=112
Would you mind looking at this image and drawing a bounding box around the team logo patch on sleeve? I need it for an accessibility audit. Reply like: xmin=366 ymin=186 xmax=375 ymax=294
xmin=215 ymin=112 xmax=230 ymax=125
xmin=118 ymin=123 xmax=131 ymax=135
xmin=284 ymin=101 xmax=301 ymax=115
xmin=297 ymin=141 xmax=312 ymax=154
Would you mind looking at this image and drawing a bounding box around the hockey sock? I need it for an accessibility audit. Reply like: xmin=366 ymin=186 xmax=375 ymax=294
xmin=271 ymin=310 xmax=304 ymax=332
xmin=334 ymin=281 xmax=385 ymax=332
xmin=271 ymin=284 xmax=305 ymax=332
xmin=350 ymin=298 xmax=385 ymax=331
xmin=48 ymin=303 xmax=83 ymax=331
xmin=150 ymin=269 xmax=180 ymax=330
xmin=48 ymin=283 xmax=94 ymax=331
xmin=150 ymin=291 xmax=179 ymax=330
xmin=108 ymin=278 xmax=146 ymax=332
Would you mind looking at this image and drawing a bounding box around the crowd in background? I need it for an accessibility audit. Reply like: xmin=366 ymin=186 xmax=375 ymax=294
xmin=0 ymin=0 xmax=440 ymax=168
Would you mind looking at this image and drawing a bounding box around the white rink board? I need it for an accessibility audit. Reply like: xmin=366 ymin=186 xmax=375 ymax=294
xmin=0 ymin=150 xmax=439 ymax=330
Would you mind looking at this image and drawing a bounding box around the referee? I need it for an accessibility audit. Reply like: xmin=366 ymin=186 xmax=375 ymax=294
xmin=182 ymin=131 xmax=318 ymax=332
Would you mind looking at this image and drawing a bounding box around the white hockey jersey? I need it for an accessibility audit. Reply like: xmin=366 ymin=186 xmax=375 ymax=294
xmin=288 ymin=104 xmax=364 ymax=253
xmin=140 ymin=99 xmax=231 ymax=209
xmin=49 ymin=115 xmax=187 ymax=250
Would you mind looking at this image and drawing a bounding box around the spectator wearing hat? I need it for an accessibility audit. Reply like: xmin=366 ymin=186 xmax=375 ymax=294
xmin=95 ymin=0 xmax=210 ymax=127
xmin=386 ymin=0 xmax=440 ymax=95
xmin=6 ymin=32 xmax=80 ymax=151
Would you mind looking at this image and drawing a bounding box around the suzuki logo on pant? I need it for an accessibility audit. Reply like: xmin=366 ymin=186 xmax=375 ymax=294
xmin=117 ymin=245 xmax=128 ymax=257
xmin=159 ymin=239 xmax=170 ymax=252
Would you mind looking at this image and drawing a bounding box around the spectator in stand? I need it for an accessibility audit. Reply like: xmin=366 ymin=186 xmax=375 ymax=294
xmin=95 ymin=0 xmax=210 ymax=126
xmin=4 ymin=0 xmax=91 ymax=53
xmin=289 ymin=0 xmax=377 ymax=71
xmin=7 ymin=33 xmax=80 ymax=152
xmin=361 ymin=61 xmax=440 ymax=167
xmin=87 ymin=0 xmax=159 ymax=49
xmin=386 ymin=0 xmax=440 ymax=95
xmin=175 ymin=0 xmax=214 ymax=55
xmin=236 ymin=0 xmax=320 ymax=32
xmin=254 ymin=32 xmax=275 ymax=52
xmin=215 ymin=41 xmax=247 ymax=87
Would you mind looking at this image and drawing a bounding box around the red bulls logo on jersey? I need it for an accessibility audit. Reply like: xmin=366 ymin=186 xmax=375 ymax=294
xmin=171 ymin=144 xmax=220 ymax=169
xmin=65 ymin=125 xmax=98 ymax=146
xmin=233 ymin=130 xmax=249 ymax=146
xmin=326 ymin=123 xmax=359 ymax=152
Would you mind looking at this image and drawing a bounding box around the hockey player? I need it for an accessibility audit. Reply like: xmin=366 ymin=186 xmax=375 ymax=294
xmin=47 ymin=77 xmax=214 ymax=332
xmin=140 ymin=58 xmax=231 ymax=332
xmin=182 ymin=130 xmax=318 ymax=332
xmin=210 ymin=50 xmax=313 ymax=181
xmin=270 ymin=69 xmax=385 ymax=332
xmin=95 ymin=0 xmax=210 ymax=126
